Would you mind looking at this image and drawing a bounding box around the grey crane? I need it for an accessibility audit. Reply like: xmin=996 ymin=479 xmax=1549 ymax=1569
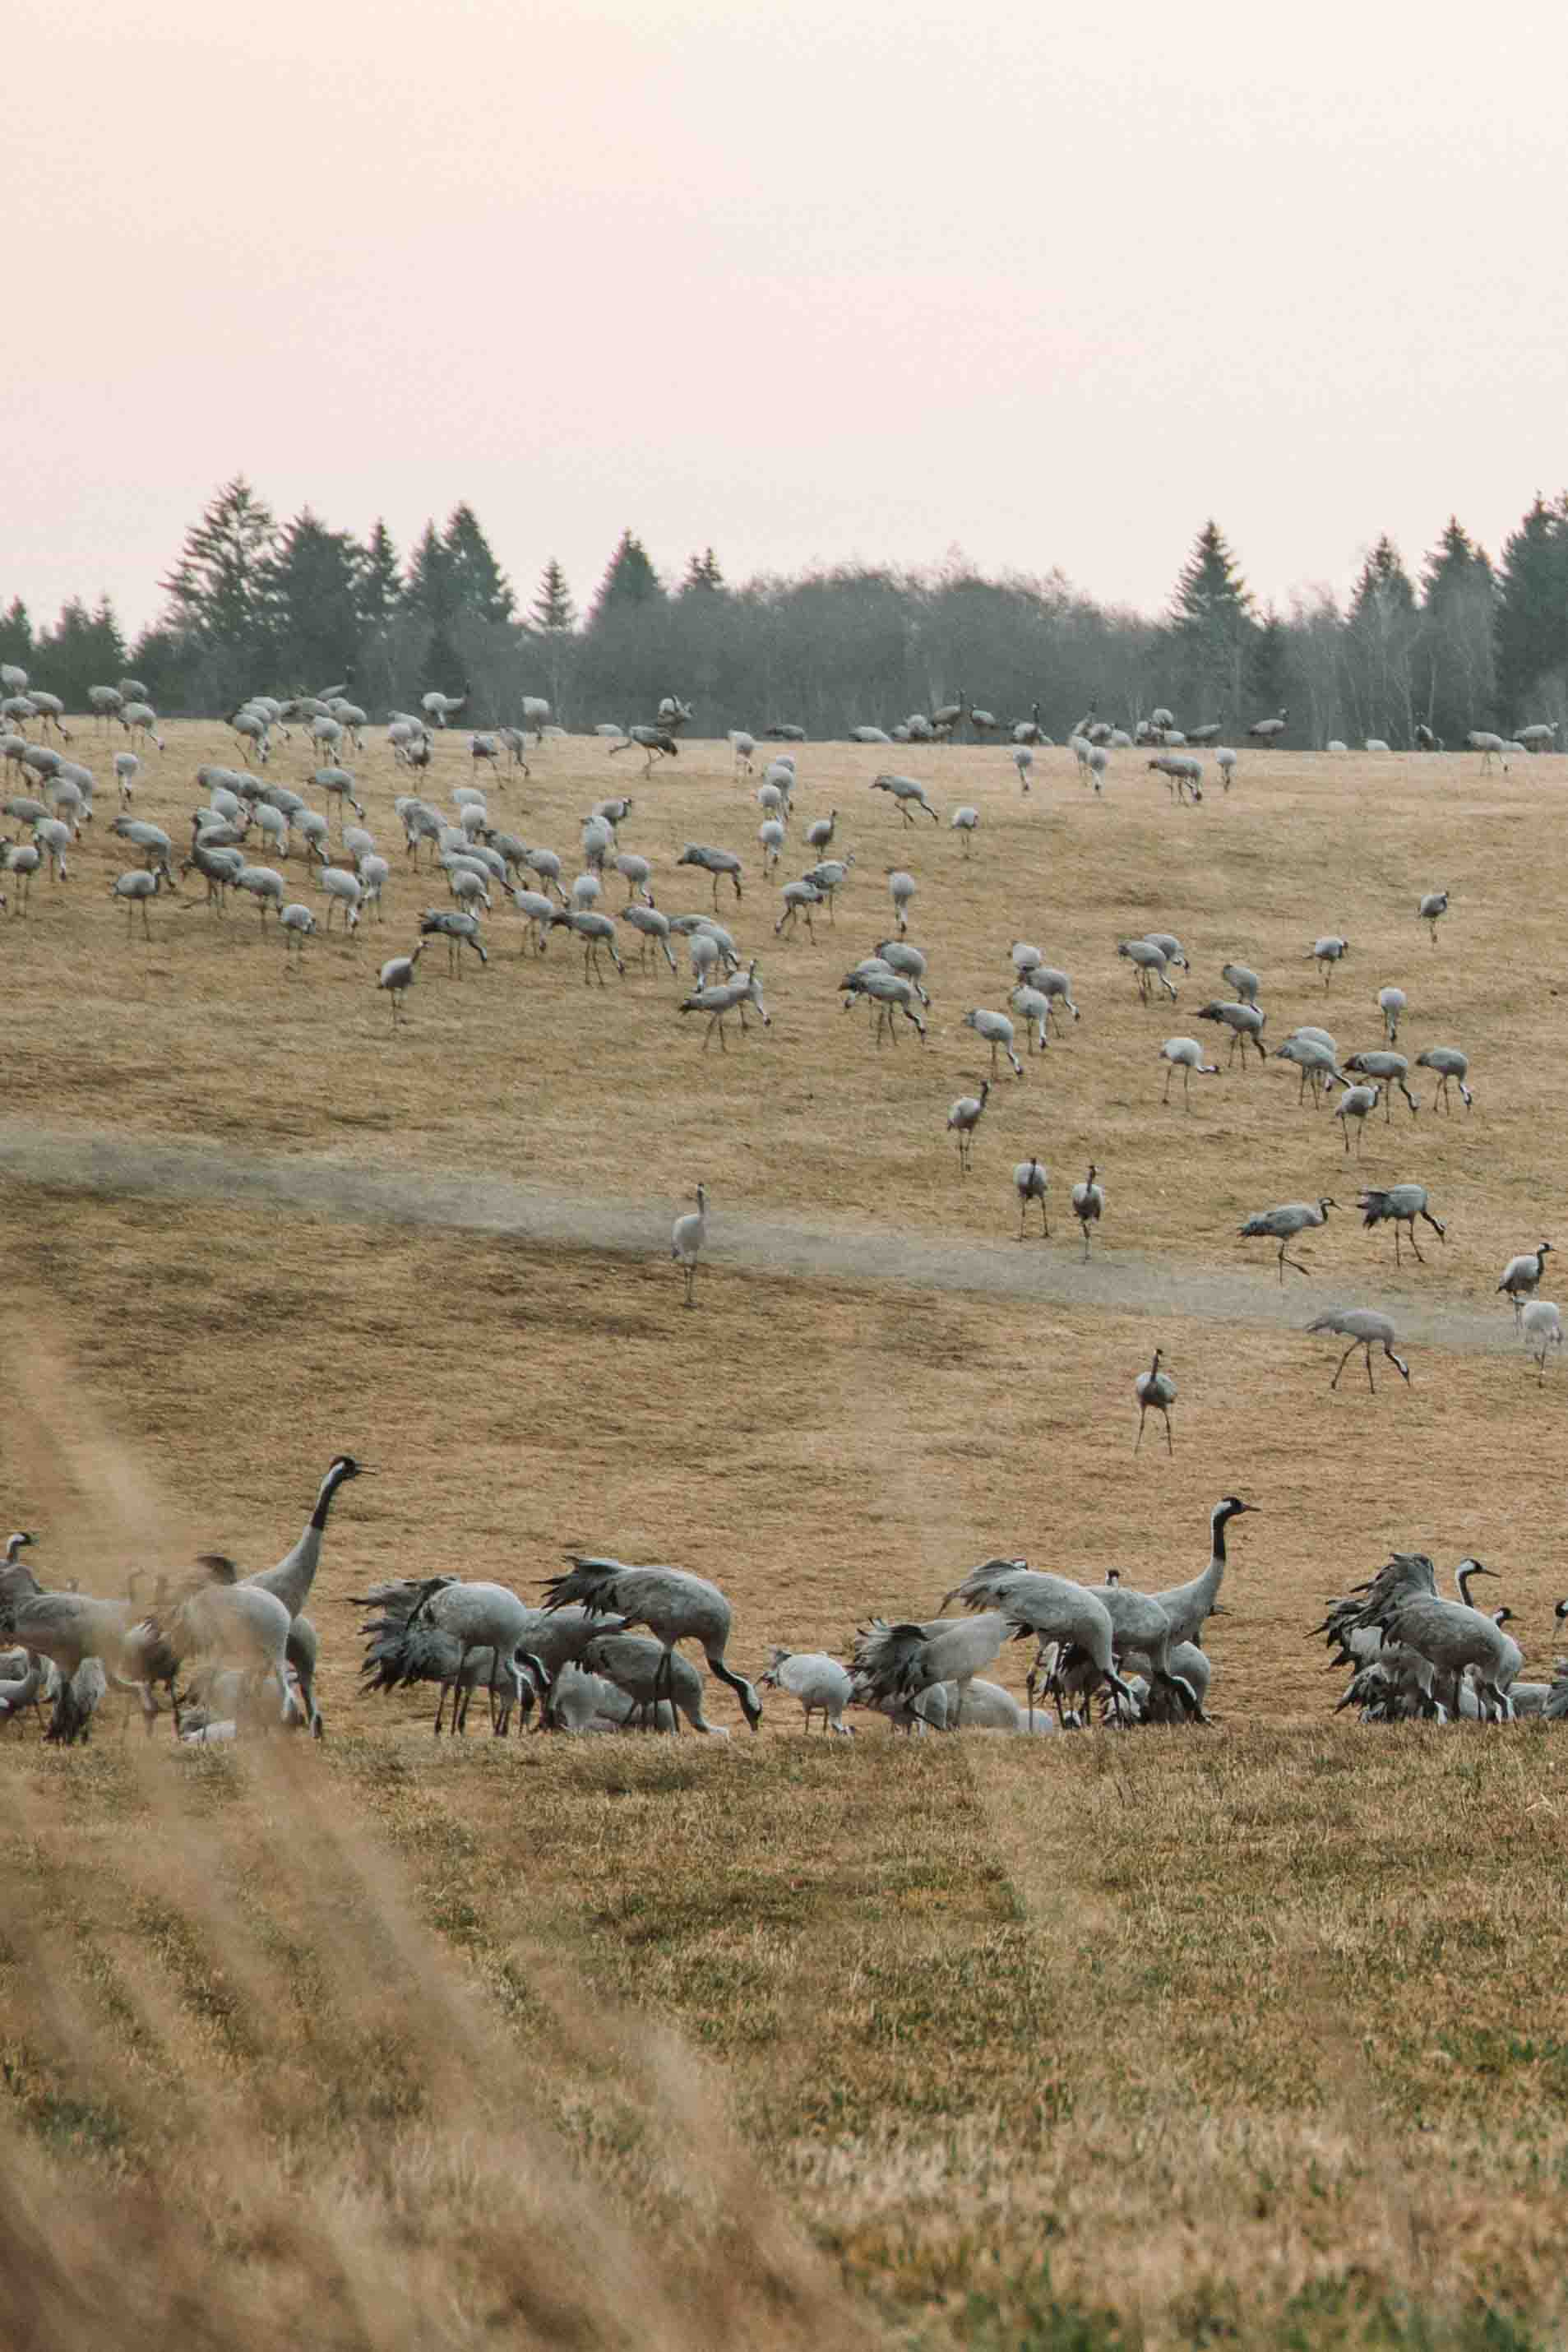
xmin=1134 ymin=1349 xmax=1176 ymax=1453
xmin=1309 ymin=934 xmax=1350 ymax=985
xmin=873 ymin=937 xmax=928 ymax=999
xmin=1520 ymin=1299 xmax=1562 ymax=1383
xmin=1197 ymin=999 xmax=1267 ymax=1067
xmin=580 ymin=1633 xmax=733 ymax=1734
xmin=386 ymin=1576 xmax=549 ymax=1733
xmin=550 ymin=906 xmax=624 ymax=983
xmin=134 ymin=1565 xmax=303 ymax=1729
xmin=962 ymin=1007 xmax=1023 ymax=1078
xmin=775 ymin=877 xmax=821 ymax=936
xmin=805 ymin=807 xmax=837 ymax=852
xmin=759 ymin=1647 xmax=854 ymax=1734
xmin=868 ymin=772 xmax=939 ymax=825
xmin=233 ymin=863 xmax=286 ymax=928
xmin=1071 ymin=1163 xmax=1103 ymax=1258
xmin=802 ymin=855 xmax=853 ymax=918
xmin=1145 ymin=1497 xmax=1258 ymax=1649
xmin=1415 ymin=1044 xmax=1472 ymax=1113
xmin=1343 ymin=1050 xmax=1419 ymax=1119
xmin=941 ymin=1561 xmax=1152 ymax=1724
xmin=280 ymin=902 xmax=318 ymax=960
xmin=1341 ymin=1553 xmax=1519 ymax=1720
xmin=679 ymin=958 xmax=770 ymax=1049
xmin=109 ymin=865 xmax=173 ymax=938
xmin=947 ymin=1080 xmax=990 ymax=1172
xmin=1117 ymin=938 xmax=1178 ymax=1002
xmin=844 ymin=965 xmax=927 ymax=1044
xmin=377 ymin=941 xmax=424 ymax=1022
xmin=542 ymin=1555 xmax=761 ymax=1730
xmin=622 ymin=899 xmax=678 ymax=971
xmin=1247 ymin=707 xmax=1288 ymax=743
xmin=1418 ymin=889 xmax=1449 ymax=942
xmin=420 ymin=683 xmax=470 ymax=727
xmin=675 ymin=842 xmax=743 ymax=907
xmin=421 ymin=908 xmax=489 ymax=976
xmin=1333 ymin=1081 xmax=1381 ymax=1154
xmin=950 ymin=804 xmax=980 ymax=852
xmin=1378 ymin=986 xmax=1406 ymax=1044
xmin=1010 ymin=982 xmax=1052 ymax=1053
xmin=671 ymin=1183 xmax=709 ymax=1308
xmin=1159 ymin=1036 xmax=1219 ymax=1106
xmin=1238 ymin=1197 xmax=1336 ymax=1282
xmin=1357 ymin=1185 xmax=1445 ymax=1266
xmin=1273 ymin=1035 xmax=1346 ymax=1105
xmin=1306 ymin=1306 xmax=1409 ymax=1391
xmin=242 ymin=1455 xmax=368 ymax=1737
xmin=611 ymin=725 xmax=679 ymax=773
xmin=1013 ymin=1155 xmax=1049 ymax=1238
xmin=852 ymin=1612 xmax=1011 ymax=1725
xmin=1025 ymin=964 xmax=1079 ymax=1029
xmin=1498 ymin=1242 xmax=1552 ymax=1320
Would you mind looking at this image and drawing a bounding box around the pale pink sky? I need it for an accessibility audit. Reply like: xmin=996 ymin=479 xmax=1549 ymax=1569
xmin=7 ymin=0 xmax=1565 ymax=634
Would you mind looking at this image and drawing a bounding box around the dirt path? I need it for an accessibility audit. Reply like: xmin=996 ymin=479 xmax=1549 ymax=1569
xmin=0 ymin=1118 xmax=1521 ymax=1354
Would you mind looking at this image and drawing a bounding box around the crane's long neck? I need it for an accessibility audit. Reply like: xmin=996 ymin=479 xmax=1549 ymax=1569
xmin=266 ymin=1464 xmax=350 ymax=1615
xmin=1188 ymin=1510 xmax=1231 ymax=1615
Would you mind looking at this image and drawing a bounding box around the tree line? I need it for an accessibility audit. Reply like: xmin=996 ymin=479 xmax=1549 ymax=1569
xmin=4 ymin=480 xmax=1568 ymax=746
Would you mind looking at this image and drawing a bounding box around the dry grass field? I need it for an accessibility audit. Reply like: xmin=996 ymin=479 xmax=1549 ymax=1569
xmin=4 ymin=718 xmax=1568 ymax=2349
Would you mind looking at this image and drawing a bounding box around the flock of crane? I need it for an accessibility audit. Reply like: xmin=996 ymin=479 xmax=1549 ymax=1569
xmin=1 ymin=664 xmax=1562 ymax=1752
xmin=6 ymin=1475 xmax=1567 ymax=1749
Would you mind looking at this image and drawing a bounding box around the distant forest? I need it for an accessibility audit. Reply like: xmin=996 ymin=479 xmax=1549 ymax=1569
xmin=5 ymin=479 xmax=1568 ymax=747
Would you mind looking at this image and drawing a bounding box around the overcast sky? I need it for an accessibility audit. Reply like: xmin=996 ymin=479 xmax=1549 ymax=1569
xmin=7 ymin=0 xmax=1565 ymax=636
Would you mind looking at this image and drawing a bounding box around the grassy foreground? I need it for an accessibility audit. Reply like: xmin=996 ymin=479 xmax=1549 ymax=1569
xmin=6 ymin=1716 xmax=1568 ymax=2351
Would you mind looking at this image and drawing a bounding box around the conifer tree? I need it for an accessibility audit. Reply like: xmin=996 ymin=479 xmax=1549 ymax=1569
xmin=0 ymin=595 xmax=33 ymax=670
xmin=1493 ymin=494 xmax=1568 ymax=719
xmin=530 ymin=558 xmax=576 ymax=634
xmin=682 ymin=548 xmax=724 ymax=594
xmin=442 ymin=503 xmax=515 ymax=623
xmin=360 ymin=521 xmax=403 ymax=627
xmin=1168 ymin=521 xmax=1256 ymax=711
xmin=158 ymin=477 xmax=277 ymax=652
xmin=589 ymin=530 xmax=662 ymax=623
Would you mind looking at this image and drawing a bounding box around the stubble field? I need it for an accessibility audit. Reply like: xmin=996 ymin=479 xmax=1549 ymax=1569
xmin=3 ymin=717 xmax=1568 ymax=2350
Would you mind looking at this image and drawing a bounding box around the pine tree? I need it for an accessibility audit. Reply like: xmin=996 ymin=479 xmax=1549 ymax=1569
xmin=682 ymin=548 xmax=724 ymax=594
xmin=1247 ymin=606 xmax=1289 ymax=709
xmin=405 ymin=521 xmax=455 ymax=626
xmin=360 ymin=521 xmax=402 ymax=627
xmin=442 ymin=503 xmax=514 ymax=623
xmin=1350 ymin=535 xmax=1417 ymax=621
xmin=1421 ymin=516 xmax=1492 ymax=608
xmin=1168 ymin=521 xmax=1256 ymax=711
xmin=36 ymin=595 xmax=127 ymax=708
xmin=1493 ymin=494 xmax=1568 ymax=720
xmin=589 ymin=530 xmax=662 ymax=623
xmin=1416 ymin=519 xmax=1494 ymax=740
xmin=1344 ymin=536 xmax=1418 ymax=742
xmin=158 ymin=477 xmax=277 ymax=652
xmin=0 ymin=595 xmax=32 ymax=670
xmin=259 ymin=509 xmax=368 ymax=686
xmin=530 ymin=558 xmax=576 ymax=635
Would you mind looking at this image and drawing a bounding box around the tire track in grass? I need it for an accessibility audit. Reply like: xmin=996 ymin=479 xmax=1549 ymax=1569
xmin=0 ymin=1121 xmax=1524 ymax=1354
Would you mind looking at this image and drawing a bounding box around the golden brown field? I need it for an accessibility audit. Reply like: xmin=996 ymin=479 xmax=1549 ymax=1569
xmin=4 ymin=718 xmax=1568 ymax=2349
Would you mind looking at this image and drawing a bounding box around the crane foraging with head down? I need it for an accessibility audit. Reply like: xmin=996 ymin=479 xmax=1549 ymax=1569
xmin=1306 ymin=1307 xmax=1410 ymax=1392
xmin=542 ymin=1555 xmax=762 ymax=1732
